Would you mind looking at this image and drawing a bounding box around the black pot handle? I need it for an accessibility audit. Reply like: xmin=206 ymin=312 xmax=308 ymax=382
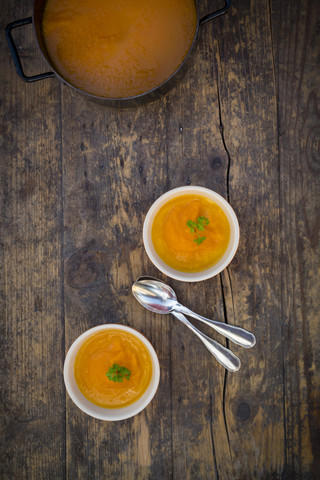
xmin=200 ymin=0 xmax=231 ymax=26
xmin=5 ymin=17 xmax=55 ymax=82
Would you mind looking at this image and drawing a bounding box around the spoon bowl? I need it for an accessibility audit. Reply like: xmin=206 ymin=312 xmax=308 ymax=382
xmin=132 ymin=279 xmax=176 ymax=314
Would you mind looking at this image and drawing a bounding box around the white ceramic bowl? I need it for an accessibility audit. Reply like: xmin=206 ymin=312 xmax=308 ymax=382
xmin=143 ymin=186 xmax=240 ymax=282
xmin=64 ymin=324 xmax=160 ymax=420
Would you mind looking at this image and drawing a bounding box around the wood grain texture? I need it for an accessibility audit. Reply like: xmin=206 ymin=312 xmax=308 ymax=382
xmin=271 ymin=0 xmax=320 ymax=477
xmin=0 ymin=0 xmax=319 ymax=479
xmin=0 ymin=1 xmax=65 ymax=479
xmin=211 ymin=1 xmax=284 ymax=477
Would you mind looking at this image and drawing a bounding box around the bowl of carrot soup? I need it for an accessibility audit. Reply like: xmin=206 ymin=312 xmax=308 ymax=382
xmin=143 ymin=186 xmax=239 ymax=282
xmin=64 ymin=324 xmax=160 ymax=420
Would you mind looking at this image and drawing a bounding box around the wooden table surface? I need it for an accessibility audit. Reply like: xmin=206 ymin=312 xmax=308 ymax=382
xmin=1 ymin=0 xmax=319 ymax=479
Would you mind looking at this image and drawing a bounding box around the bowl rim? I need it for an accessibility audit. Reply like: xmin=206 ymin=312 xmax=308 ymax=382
xmin=64 ymin=324 xmax=160 ymax=421
xmin=143 ymin=186 xmax=240 ymax=282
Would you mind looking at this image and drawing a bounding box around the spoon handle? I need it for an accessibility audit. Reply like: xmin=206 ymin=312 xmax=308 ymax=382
xmin=172 ymin=311 xmax=241 ymax=372
xmin=176 ymin=304 xmax=256 ymax=348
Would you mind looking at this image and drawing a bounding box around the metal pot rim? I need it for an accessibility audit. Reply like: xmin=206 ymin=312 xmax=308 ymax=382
xmin=6 ymin=0 xmax=231 ymax=105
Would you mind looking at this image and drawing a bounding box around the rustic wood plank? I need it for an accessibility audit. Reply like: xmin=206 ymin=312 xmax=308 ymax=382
xmin=0 ymin=1 xmax=65 ymax=479
xmin=1 ymin=0 xmax=319 ymax=479
xmin=211 ymin=0 xmax=285 ymax=478
xmin=271 ymin=0 xmax=320 ymax=477
xmin=162 ymin=7 xmax=235 ymax=479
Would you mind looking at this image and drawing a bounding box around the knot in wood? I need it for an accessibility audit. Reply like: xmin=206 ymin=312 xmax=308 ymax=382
xmin=65 ymin=249 xmax=104 ymax=288
xmin=236 ymin=402 xmax=251 ymax=421
xmin=209 ymin=156 xmax=224 ymax=170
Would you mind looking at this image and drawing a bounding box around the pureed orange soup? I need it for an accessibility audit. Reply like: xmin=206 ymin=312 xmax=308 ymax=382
xmin=152 ymin=195 xmax=230 ymax=273
xmin=42 ymin=0 xmax=197 ymax=98
xmin=74 ymin=330 xmax=152 ymax=408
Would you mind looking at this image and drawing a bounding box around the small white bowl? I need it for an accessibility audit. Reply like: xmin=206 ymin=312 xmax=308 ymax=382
xmin=143 ymin=186 xmax=240 ymax=282
xmin=64 ymin=324 xmax=160 ymax=421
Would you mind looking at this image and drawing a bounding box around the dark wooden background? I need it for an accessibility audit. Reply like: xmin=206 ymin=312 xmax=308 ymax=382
xmin=1 ymin=0 xmax=319 ymax=479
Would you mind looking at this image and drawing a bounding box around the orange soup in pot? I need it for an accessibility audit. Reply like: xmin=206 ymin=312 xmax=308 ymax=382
xmin=42 ymin=0 xmax=197 ymax=98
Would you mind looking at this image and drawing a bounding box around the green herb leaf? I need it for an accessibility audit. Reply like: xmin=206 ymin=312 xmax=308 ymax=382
xmin=194 ymin=236 xmax=206 ymax=245
xmin=198 ymin=216 xmax=209 ymax=225
xmin=197 ymin=216 xmax=209 ymax=230
xmin=106 ymin=364 xmax=131 ymax=382
xmin=186 ymin=220 xmax=197 ymax=232
xmin=186 ymin=216 xmax=210 ymax=245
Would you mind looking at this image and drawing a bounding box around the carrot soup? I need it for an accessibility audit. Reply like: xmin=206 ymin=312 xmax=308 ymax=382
xmin=151 ymin=194 xmax=230 ymax=273
xmin=42 ymin=0 xmax=197 ymax=98
xmin=74 ymin=329 xmax=152 ymax=408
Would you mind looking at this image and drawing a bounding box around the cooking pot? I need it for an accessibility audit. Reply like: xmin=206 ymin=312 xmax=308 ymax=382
xmin=6 ymin=0 xmax=231 ymax=107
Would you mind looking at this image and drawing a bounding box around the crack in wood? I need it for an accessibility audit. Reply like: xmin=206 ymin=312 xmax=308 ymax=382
xmin=216 ymin=37 xmax=231 ymax=203
xmin=219 ymin=274 xmax=231 ymax=452
xmin=209 ymin=384 xmax=220 ymax=480
xmin=215 ymin=33 xmax=233 ymax=451
xmin=215 ymin=39 xmax=233 ymax=454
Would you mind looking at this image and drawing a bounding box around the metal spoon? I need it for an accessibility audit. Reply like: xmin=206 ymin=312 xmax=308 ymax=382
xmin=171 ymin=311 xmax=241 ymax=372
xmin=132 ymin=276 xmax=240 ymax=371
xmin=132 ymin=277 xmax=256 ymax=348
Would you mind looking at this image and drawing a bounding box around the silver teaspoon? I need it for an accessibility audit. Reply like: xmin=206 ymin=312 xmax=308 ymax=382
xmin=171 ymin=311 xmax=240 ymax=372
xmin=132 ymin=277 xmax=256 ymax=348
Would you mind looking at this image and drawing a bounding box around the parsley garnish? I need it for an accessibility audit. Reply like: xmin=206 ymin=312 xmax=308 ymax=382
xmin=106 ymin=364 xmax=131 ymax=382
xmin=186 ymin=216 xmax=210 ymax=245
